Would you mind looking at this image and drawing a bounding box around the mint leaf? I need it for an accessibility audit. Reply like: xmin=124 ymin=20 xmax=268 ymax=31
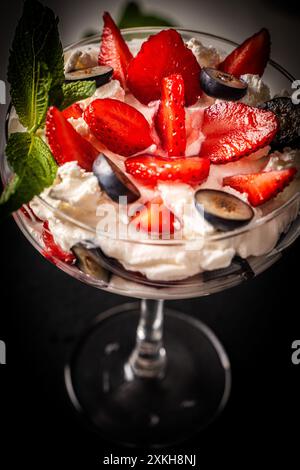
xmin=60 ymin=80 xmax=96 ymax=110
xmin=118 ymin=2 xmax=174 ymax=28
xmin=0 ymin=175 xmax=22 ymax=210
xmin=0 ymin=132 xmax=57 ymax=216
xmin=8 ymin=0 xmax=64 ymax=131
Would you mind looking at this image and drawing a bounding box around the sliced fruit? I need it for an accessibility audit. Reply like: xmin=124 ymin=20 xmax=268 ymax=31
xmin=203 ymin=256 xmax=255 ymax=282
xmin=132 ymin=197 xmax=177 ymax=235
xmin=93 ymin=154 xmax=140 ymax=203
xmin=98 ymin=12 xmax=133 ymax=87
xmin=259 ymin=97 xmax=300 ymax=149
xmin=72 ymin=243 xmax=110 ymax=284
xmin=223 ymin=168 xmax=297 ymax=206
xmin=42 ymin=221 xmax=76 ymax=264
xmin=199 ymin=101 xmax=278 ymax=164
xmin=125 ymin=154 xmax=210 ymax=186
xmin=84 ymin=98 xmax=153 ymax=157
xmin=127 ymin=29 xmax=202 ymax=105
xmin=195 ymin=189 xmax=254 ymax=231
xmin=155 ymin=74 xmax=186 ymax=156
xmin=65 ymin=65 xmax=113 ymax=87
xmin=20 ymin=204 xmax=42 ymax=222
xmin=62 ymin=103 xmax=83 ymax=120
xmin=218 ymin=28 xmax=270 ymax=77
xmin=200 ymin=68 xmax=248 ymax=101
xmin=46 ymin=106 xmax=99 ymax=171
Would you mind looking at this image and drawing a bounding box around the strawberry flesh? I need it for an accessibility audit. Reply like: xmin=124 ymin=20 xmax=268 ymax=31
xmin=20 ymin=205 xmax=42 ymax=222
xmin=223 ymin=168 xmax=297 ymax=206
xmin=62 ymin=103 xmax=83 ymax=120
xmin=98 ymin=12 xmax=133 ymax=87
xmin=125 ymin=154 xmax=210 ymax=187
xmin=132 ymin=197 xmax=177 ymax=235
xmin=155 ymin=74 xmax=186 ymax=156
xmin=199 ymin=101 xmax=278 ymax=164
xmin=218 ymin=28 xmax=270 ymax=77
xmin=42 ymin=221 xmax=76 ymax=264
xmin=46 ymin=106 xmax=99 ymax=171
xmin=127 ymin=29 xmax=202 ymax=105
xmin=84 ymin=98 xmax=153 ymax=157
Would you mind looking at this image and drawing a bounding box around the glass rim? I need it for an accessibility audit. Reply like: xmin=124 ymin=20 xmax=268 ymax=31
xmin=2 ymin=27 xmax=300 ymax=247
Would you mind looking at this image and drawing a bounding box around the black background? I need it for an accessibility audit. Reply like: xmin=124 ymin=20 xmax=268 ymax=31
xmin=0 ymin=0 xmax=300 ymax=466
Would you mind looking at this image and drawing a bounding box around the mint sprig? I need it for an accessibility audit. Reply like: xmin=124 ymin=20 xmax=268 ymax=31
xmin=0 ymin=133 xmax=57 ymax=216
xmin=8 ymin=0 xmax=65 ymax=131
xmin=1 ymin=0 xmax=97 ymax=218
xmin=60 ymin=81 xmax=96 ymax=110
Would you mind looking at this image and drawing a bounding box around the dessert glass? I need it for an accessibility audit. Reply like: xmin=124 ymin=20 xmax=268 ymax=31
xmin=1 ymin=28 xmax=300 ymax=447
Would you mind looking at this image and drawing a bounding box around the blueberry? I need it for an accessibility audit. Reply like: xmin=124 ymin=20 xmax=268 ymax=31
xmin=65 ymin=65 xmax=113 ymax=88
xmin=72 ymin=243 xmax=111 ymax=285
xmin=93 ymin=154 xmax=141 ymax=204
xmin=200 ymin=67 xmax=248 ymax=101
xmin=195 ymin=189 xmax=254 ymax=231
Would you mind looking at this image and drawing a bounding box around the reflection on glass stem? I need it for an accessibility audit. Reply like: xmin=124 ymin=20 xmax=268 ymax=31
xmin=125 ymin=300 xmax=166 ymax=379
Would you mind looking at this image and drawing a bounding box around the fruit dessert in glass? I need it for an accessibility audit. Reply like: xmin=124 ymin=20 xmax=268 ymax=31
xmin=1 ymin=2 xmax=300 ymax=446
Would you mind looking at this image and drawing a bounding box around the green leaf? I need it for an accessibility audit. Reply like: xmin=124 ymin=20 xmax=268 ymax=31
xmin=0 ymin=132 xmax=57 ymax=217
xmin=118 ymin=2 xmax=174 ymax=29
xmin=60 ymin=80 xmax=96 ymax=110
xmin=8 ymin=0 xmax=64 ymax=131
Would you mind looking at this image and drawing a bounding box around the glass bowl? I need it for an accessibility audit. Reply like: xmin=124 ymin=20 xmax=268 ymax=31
xmin=1 ymin=28 xmax=300 ymax=447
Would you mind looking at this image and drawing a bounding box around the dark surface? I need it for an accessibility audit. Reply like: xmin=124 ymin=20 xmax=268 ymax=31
xmin=0 ymin=0 xmax=300 ymax=466
xmin=0 ymin=215 xmax=299 ymax=466
xmin=66 ymin=307 xmax=230 ymax=447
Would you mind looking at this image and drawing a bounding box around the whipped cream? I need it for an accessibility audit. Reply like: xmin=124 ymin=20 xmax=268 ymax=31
xmin=31 ymin=142 xmax=300 ymax=281
xmin=240 ymin=74 xmax=271 ymax=106
xmin=9 ymin=37 xmax=300 ymax=282
xmin=64 ymin=45 xmax=99 ymax=72
xmin=186 ymin=38 xmax=220 ymax=68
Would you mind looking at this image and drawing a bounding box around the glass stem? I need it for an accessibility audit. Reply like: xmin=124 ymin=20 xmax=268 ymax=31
xmin=125 ymin=300 xmax=166 ymax=380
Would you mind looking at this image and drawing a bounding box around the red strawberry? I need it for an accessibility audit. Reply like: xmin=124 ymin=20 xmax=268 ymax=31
xmin=98 ymin=12 xmax=133 ymax=88
xmin=62 ymin=103 xmax=83 ymax=120
xmin=84 ymin=98 xmax=153 ymax=157
xmin=127 ymin=29 xmax=202 ymax=105
xmin=20 ymin=205 xmax=42 ymax=222
xmin=218 ymin=28 xmax=270 ymax=77
xmin=155 ymin=74 xmax=186 ymax=156
xmin=46 ymin=106 xmax=99 ymax=171
xmin=223 ymin=168 xmax=297 ymax=206
xmin=132 ymin=197 xmax=177 ymax=235
xmin=125 ymin=154 xmax=210 ymax=187
xmin=42 ymin=221 xmax=76 ymax=264
xmin=199 ymin=101 xmax=278 ymax=164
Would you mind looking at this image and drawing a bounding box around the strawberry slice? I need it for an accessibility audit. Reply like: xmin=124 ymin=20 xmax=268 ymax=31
xmin=125 ymin=154 xmax=210 ymax=187
xmin=62 ymin=103 xmax=83 ymax=120
xmin=155 ymin=74 xmax=186 ymax=156
xmin=199 ymin=101 xmax=278 ymax=164
xmin=127 ymin=29 xmax=202 ymax=105
xmin=223 ymin=168 xmax=297 ymax=206
xmin=42 ymin=221 xmax=76 ymax=264
xmin=132 ymin=197 xmax=177 ymax=235
xmin=46 ymin=106 xmax=99 ymax=171
xmin=98 ymin=12 xmax=133 ymax=88
xmin=84 ymin=98 xmax=153 ymax=157
xmin=20 ymin=205 xmax=42 ymax=222
xmin=218 ymin=28 xmax=270 ymax=77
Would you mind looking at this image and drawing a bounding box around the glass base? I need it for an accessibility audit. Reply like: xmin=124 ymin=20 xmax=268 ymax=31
xmin=65 ymin=302 xmax=231 ymax=447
